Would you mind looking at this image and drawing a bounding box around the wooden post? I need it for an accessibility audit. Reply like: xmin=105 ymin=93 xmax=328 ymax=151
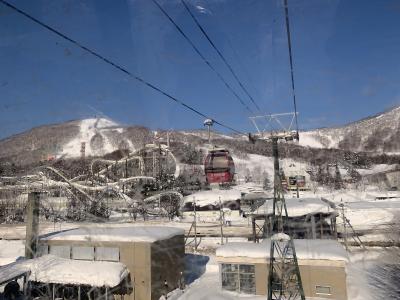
xmin=252 ymin=217 xmax=256 ymax=242
xmin=193 ymin=197 xmax=197 ymax=251
xmin=310 ymin=215 xmax=316 ymax=239
xmin=320 ymin=213 xmax=323 ymax=238
xmin=25 ymin=192 xmax=40 ymax=259
xmin=219 ymin=197 xmax=224 ymax=245
xmin=340 ymin=199 xmax=348 ymax=250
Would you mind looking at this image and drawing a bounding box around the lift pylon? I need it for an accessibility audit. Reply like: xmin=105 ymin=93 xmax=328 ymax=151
xmin=249 ymin=113 xmax=305 ymax=300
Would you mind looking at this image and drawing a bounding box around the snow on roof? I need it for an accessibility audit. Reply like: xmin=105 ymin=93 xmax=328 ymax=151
xmin=216 ymin=239 xmax=349 ymax=262
xmin=251 ymin=197 xmax=335 ymax=217
xmin=0 ymin=261 xmax=30 ymax=284
xmin=0 ymin=255 xmax=129 ymax=288
xmin=357 ymin=164 xmax=398 ymax=176
xmin=30 ymin=255 xmax=129 ymax=287
xmin=183 ymin=189 xmax=241 ymax=207
xmin=242 ymin=191 xmax=272 ymax=201
xmin=42 ymin=226 xmax=184 ymax=243
xmin=346 ymin=199 xmax=400 ymax=210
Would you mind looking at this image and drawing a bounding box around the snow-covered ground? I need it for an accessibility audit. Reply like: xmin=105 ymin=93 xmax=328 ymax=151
xmin=0 ymin=240 xmax=25 ymax=266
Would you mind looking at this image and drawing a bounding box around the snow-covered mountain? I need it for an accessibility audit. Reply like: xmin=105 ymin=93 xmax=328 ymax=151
xmin=299 ymin=106 xmax=400 ymax=153
xmin=1 ymin=106 xmax=400 ymax=166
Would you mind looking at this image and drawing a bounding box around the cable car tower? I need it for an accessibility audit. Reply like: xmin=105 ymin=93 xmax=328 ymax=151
xmin=249 ymin=112 xmax=305 ymax=300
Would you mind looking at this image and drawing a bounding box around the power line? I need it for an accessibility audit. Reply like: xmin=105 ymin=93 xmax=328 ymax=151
xmin=0 ymin=0 xmax=245 ymax=135
xmin=181 ymin=0 xmax=262 ymax=112
xmin=150 ymin=0 xmax=254 ymax=114
xmin=283 ymin=0 xmax=299 ymax=137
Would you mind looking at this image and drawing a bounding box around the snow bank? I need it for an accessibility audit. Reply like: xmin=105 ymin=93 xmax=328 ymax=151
xmin=216 ymin=239 xmax=349 ymax=262
xmin=343 ymin=200 xmax=400 ymax=229
xmin=42 ymin=226 xmax=184 ymax=243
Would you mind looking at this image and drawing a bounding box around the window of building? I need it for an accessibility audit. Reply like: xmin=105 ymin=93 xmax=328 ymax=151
xmin=316 ymin=285 xmax=332 ymax=295
xmin=221 ymin=264 xmax=256 ymax=294
xmin=37 ymin=244 xmax=49 ymax=256
xmin=95 ymin=247 xmax=120 ymax=262
xmin=49 ymin=245 xmax=70 ymax=259
xmin=72 ymin=246 xmax=95 ymax=260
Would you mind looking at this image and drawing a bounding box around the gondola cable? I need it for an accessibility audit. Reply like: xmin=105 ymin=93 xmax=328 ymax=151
xmin=150 ymin=0 xmax=254 ymax=114
xmin=0 ymin=0 xmax=246 ymax=136
xmin=181 ymin=0 xmax=262 ymax=112
xmin=283 ymin=0 xmax=300 ymax=138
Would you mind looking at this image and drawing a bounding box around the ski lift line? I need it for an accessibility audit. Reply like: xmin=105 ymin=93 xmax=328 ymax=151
xmin=283 ymin=0 xmax=299 ymax=136
xmin=180 ymin=0 xmax=262 ymax=112
xmin=150 ymin=0 xmax=254 ymax=115
xmin=0 ymin=0 xmax=244 ymax=136
xmin=249 ymin=112 xmax=298 ymax=135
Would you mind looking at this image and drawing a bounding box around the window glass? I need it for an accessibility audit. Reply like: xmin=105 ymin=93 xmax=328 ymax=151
xmin=221 ymin=263 xmax=238 ymax=273
xmin=37 ymin=244 xmax=49 ymax=256
xmin=72 ymin=246 xmax=94 ymax=260
xmin=95 ymin=247 xmax=120 ymax=262
xmin=239 ymin=264 xmax=255 ymax=273
xmin=316 ymin=285 xmax=332 ymax=295
xmin=222 ymin=272 xmax=238 ymax=292
xmin=221 ymin=264 xmax=255 ymax=294
xmin=49 ymin=245 xmax=70 ymax=259
xmin=212 ymin=156 xmax=229 ymax=169
xmin=239 ymin=273 xmax=256 ymax=294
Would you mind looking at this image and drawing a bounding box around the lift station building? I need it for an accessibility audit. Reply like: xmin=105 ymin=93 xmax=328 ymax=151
xmin=38 ymin=226 xmax=185 ymax=300
xmin=216 ymin=239 xmax=348 ymax=300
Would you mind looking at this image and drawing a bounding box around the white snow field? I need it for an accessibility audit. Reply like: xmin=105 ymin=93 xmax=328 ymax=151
xmin=0 ymin=240 xmax=25 ymax=266
xmin=60 ymin=118 xmax=127 ymax=158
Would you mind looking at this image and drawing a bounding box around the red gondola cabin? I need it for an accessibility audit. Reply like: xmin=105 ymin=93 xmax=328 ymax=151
xmin=204 ymin=149 xmax=235 ymax=184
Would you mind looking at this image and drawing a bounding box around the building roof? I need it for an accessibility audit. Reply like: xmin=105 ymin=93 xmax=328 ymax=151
xmin=0 ymin=255 xmax=129 ymax=288
xmin=183 ymin=189 xmax=241 ymax=207
xmin=42 ymin=226 xmax=184 ymax=243
xmin=250 ymin=197 xmax=336 ymax=217
xmin=30 ymin=255 xmax=129 ymax=287
xmin=0 ymin=261 xmax=30 ymax=285
xmin=216 ymin=239 xmax=349 ymax=262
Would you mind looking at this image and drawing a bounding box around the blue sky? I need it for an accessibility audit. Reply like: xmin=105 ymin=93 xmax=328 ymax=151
xmin=1 ymin=0 xmax=400 ymax=139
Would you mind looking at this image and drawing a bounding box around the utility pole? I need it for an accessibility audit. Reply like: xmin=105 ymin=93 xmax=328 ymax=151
xmin=25 ymin=192 xmax=40 ymax=259
xmin=193 ymin=197 xmax=197 ymax=251
xmin=219 ymin=197 xmax=224 ymax=245
xmin=249 ymin=112 xmax=305 ymax=300
xmin=339 ymin=199 xmax=348 ymax=251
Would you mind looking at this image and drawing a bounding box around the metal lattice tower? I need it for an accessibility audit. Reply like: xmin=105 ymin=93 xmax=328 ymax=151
xmin=249 ymin=113 xmax=305 ymax=300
